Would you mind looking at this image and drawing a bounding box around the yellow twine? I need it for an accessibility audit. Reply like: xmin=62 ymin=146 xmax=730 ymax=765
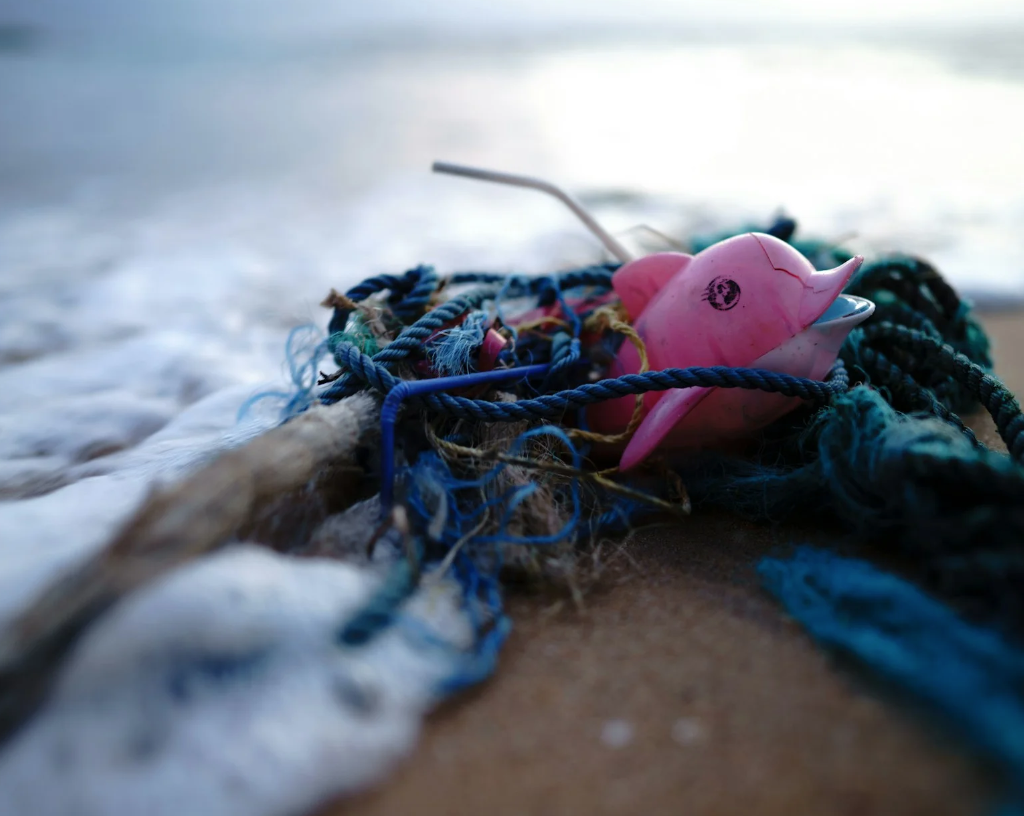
xmin=424 ymin=422 xmax=687 ymax=517
xmin=567 ymin=304 xmax=649 ymax=445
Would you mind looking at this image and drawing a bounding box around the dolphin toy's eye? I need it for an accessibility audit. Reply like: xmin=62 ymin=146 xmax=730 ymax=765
xmin=702 ymin=276 xmax=741 ymax=311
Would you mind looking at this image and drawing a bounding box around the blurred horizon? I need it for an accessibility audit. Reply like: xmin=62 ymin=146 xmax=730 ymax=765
xmin=1 ymin=0 xmax=1023 ymax=299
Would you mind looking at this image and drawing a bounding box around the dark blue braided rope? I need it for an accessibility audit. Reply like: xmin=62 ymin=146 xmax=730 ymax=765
xmin=447 ymin=265 xmax=617 ymax=293
xmin=325 ymin=289 xmax=494 ymax=400
xmin=325 ymin=338 xmax=848 ymax=421
xmin=341 ymin=264 xmax=440 ymax=322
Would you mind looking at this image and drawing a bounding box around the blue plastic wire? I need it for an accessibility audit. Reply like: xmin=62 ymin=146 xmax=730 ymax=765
xmin=379 ymin=363 xmax=551 ymax=509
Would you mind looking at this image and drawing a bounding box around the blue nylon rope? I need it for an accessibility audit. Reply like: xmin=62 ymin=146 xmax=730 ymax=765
xmin=325 ymin=336 xmax=849 ymax=420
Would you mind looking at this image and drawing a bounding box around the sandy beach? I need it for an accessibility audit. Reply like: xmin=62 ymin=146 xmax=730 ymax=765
xmin=4 ymin=8 xmax=1024 ymax=814
xmin=334 ymin=311 xmax=1024 ymax=816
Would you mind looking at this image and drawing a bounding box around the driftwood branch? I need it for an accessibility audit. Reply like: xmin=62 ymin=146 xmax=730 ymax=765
xmin=0 ymin=394 xmax=380 ymax=742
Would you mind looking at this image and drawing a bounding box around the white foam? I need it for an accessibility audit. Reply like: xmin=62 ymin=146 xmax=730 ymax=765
xmin=0 ymin=386 xmax=278 ymax=622
xmin=0 ymin=182 xmax=490 ymax=816
xmin=0 ymin=547 xmax=472 ymax=816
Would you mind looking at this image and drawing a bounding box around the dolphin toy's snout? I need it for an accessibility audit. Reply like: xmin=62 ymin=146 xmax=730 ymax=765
xmin=589 ymin=233 xmax=871 ymax=469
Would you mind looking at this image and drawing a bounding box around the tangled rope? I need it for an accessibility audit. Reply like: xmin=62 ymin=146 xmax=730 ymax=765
xmin=309 ymin=223 xmax=1024 ymax=649
xmin=318 ymin=265 xmax=849 ymax=421
xmin=327 ymin=338 xmax=849 ymax=421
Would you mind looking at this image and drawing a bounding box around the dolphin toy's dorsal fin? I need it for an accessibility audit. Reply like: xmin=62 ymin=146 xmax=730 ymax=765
xmin=611 ymin=252 xmax=692 ymax=320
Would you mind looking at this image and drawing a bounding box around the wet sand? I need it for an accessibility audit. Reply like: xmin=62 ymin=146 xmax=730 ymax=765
xmin=331 ymin=312 xmax=1024 ymax=816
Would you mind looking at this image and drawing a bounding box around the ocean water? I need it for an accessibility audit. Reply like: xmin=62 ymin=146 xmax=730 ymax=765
xmin=1 ymin=7 xmax=1024 ymax=814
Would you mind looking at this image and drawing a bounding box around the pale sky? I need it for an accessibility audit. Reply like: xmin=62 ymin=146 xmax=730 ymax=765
xmin=7 ymin=0 xmax=1024 ymax=33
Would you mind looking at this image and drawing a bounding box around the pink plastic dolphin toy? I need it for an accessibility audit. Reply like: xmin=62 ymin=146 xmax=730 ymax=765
xmin=432 ymin=163 xmax=875 ymax=470
xmin=590 ymin=235 xmax=871 ymax=469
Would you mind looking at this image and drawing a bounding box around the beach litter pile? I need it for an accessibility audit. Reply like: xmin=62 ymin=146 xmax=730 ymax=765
xmin=0 ymin=164 xmax=1022 ymax=815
